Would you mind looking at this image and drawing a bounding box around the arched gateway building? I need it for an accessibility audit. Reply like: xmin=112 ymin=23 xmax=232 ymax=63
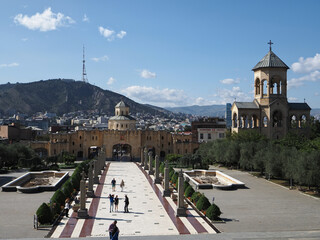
xmin=231 ymin=44 xmax=311 ymax=139
xmin=31 ymin=101 xmax=198 ymax=159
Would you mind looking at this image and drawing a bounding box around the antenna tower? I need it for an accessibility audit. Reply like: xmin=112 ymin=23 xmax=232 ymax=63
xmin=82 ymin=46 xmax=88 ymax=83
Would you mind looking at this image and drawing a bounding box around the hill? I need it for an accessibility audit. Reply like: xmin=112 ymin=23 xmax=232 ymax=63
xmin=0 ymin=79 xmax=168 ymax=116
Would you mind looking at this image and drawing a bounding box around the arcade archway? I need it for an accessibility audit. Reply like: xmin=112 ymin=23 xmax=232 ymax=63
xmin=112 ymin=144 xmax=132 ymax=161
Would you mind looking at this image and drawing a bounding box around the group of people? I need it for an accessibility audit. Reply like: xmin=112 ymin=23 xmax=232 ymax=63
xmin=109 ymin=178 xmax=129 ymax=213
xmin=108 ymin=178 xmax=129 ymax=239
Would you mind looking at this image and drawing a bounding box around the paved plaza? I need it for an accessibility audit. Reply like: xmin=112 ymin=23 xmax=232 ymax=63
xmin=1 ymin=162 xmax=320 ymax=239
xmin=51 ymin=162 xmax=216 ymax=238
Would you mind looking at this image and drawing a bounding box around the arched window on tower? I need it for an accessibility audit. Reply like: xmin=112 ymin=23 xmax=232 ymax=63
xmin=263 ymin=80 xmax=268 ymax=96
xmin=233 ymin=113 xmax=238 ymax=128
xmin=255 ymin=78 xmax=260 ymax=95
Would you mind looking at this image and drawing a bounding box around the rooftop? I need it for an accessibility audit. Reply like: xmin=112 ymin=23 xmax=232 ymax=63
xmin=252 ymin=50 xmax=289 ymax=70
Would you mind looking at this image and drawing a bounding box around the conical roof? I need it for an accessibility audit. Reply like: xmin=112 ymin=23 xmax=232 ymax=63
xmin=252 ymin=50 xmax=289 ymax=70
xmin=115 ymin=100 xmax=127 ymax=108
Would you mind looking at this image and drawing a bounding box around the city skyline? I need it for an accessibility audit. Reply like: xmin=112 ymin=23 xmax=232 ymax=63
xmin=1 ymin=1 xmax=320 ymax=108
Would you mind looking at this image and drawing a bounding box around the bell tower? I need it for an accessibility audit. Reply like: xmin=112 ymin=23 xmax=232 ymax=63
xmin=252 ymin=41 xmax=289 ymax=106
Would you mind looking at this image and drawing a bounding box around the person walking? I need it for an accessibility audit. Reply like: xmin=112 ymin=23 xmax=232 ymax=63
xmin=108 ymin=220 xmax=119 ymax=240
xmin=124 ymin=194 xmax=129 ymax=213
xmin=114 ymin=195 xmax=119 ymax=212
xmin=120 ymin=179 xmax=125 ymax=192
xmin=64 ymin=199 xmax=70 ymax=217
xmin=111 ymin=178 xmax=116 ymax=191
xmin=109 ymin=194 xmax=114 ymax=212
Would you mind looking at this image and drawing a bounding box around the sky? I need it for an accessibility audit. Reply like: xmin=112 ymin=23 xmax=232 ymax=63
xmin=1 ymin=1 xmax=320 ymax=108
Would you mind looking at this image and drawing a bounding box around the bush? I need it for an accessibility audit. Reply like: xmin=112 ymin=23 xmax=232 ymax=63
xmin=206 ymin=203 xmax=222 ymax=221
xmin=169 ymin=167 xmax=175 ymax=179
xmin=183 ymin=180 xmax=190 ymax=191
xmin=36 ymin=203 xmax=53 ymax=224
xmin=62 ymin=180 xmax=74 ymax=198
xmin=184 ymin=185 xmax=195 ymax=198
xmin=171 ymin=172 xmax=178 ymax=185
xmin=49 ymin=164 xmax=60 ymax=171
xmin=196 ymin=194 xmax=211 ymax=211
xmin=51 ymin=189 xmax=66 ymax=207
xmin=191 ymin=191 xmax=202 ymax=204
xmin=50 ymin=201 xmax=61 ymax=217
xmin=159 ymin=162 xmax=165 ymax=175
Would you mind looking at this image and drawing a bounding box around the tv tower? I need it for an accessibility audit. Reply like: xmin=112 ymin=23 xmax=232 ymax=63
xmin=82 ymin=46 xmax=88 ymax=83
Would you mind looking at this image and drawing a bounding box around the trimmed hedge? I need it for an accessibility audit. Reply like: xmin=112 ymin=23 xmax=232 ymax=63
xmin=36 ymin=159 xmax=91 ymax=224
xmin=171 ymin=172 xmax=178 ymax=185
xmin=36 ymin=203 xmax=53 ymax=224
xmin=191 ymin=191 xmax=202 ymax=204
xmin=184 ymin=185 xmax=195 ymax=198
xmin=205 ymin=203 xmax=222 ymax=221
xmin=169 ymin=168 xmax=175 ymax=179
xmin=183 ymin=180 xmax=190 ymax=191
xmin=196 ymin=194 xmax=211 ymax=211
xmin=159 ymin=162 xmax=165 ymax=175
xmin=51 ymin=189 xmax=66 ymax=208
xmin=62 ymin=180 xmax=74 ymax=199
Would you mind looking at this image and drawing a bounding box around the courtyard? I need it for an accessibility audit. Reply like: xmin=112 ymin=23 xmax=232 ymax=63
xmin=0 ymin=162 xmax=320 ymax=239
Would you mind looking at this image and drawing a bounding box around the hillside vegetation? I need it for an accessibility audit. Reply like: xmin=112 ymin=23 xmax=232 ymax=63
xmin=0 ymin=79 xmax=167 ymax=116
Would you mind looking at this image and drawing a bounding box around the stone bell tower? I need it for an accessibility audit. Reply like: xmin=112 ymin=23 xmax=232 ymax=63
xmin=252 ymin=40 xmax=289 ymax=106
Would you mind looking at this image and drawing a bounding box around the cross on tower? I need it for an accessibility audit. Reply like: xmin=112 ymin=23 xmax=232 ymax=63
xmin=268 ymin=40 xmax=274 ymax=51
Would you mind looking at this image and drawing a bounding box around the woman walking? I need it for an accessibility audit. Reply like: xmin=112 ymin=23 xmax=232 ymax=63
xmin=120 ymin=179 xmax=125 ymax=192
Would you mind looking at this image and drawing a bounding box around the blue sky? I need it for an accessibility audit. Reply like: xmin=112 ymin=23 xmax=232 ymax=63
xmin=1 ymin=1 xmax=320 ymax=108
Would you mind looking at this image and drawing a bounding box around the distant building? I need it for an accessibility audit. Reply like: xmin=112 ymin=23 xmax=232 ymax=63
xmin=231 ymin=44 xmax=311 ymax=139
xmin=0 ymin=123 xmax=34 ymax=141
xmin=225 ymin=103 xmax=232 ymax=128
xmin=108 ymin=100 xmax=137 ymax=130
xmin=31 ymin=100 xmax=199 ymax=159
xmin=191 ymin=117 xmax=226 ymax=143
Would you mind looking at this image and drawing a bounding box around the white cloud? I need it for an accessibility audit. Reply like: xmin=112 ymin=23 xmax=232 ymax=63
xmin=140 ymin=69 xmax=156 ymax=79
xmin=288 ymin=97 xmax=299 ymax=102
xmin=288 ymin=70 xmax=320 ymax=89
xmin=107 ymin=77 xmax=115 ymax=85
xmin=91 ymin=55 xmax=109 ymax=62
xmin=220 ymin=78 xmax=240 ymax=85
xmin=122 ymin=86 xmax=187 ymax=107
xmin=117 ymin=31 xmax=126 ymax=39
xmin=0 ymin=62 xmax=19 ymax=68
xmin=82 ymin=14 xmax=89 ymax=22
xmin=291 ymin=53 xmax=320 ymax=73
xmin=14 ymin=7 xmax=75 ymax=32
xmin=213 ymin=86 xmax=251 ymax=104
xmin=99 ymin=26 xmax=115 ymax=41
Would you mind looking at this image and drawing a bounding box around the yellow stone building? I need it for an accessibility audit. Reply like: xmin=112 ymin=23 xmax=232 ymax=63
xmin=231 ymin=44 xmax=311 ymax=139
xmin=31 ymin=101 xmax=198 ymax=160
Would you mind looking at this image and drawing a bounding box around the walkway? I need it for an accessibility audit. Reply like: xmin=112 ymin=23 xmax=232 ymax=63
xmin=50 ymin=162 xmax=217 ymax=238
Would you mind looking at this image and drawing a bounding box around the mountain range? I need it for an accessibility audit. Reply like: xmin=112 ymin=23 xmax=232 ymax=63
xmin=0 ymin=79 xmax=319 ymax=118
